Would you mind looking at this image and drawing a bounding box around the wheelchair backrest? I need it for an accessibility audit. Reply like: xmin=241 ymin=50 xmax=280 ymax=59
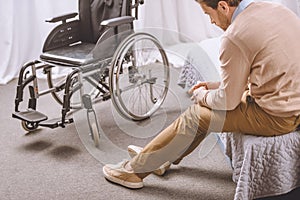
xmin=79 ymin=0 xmax=131 ymax=43
xmin=42 ymin=0 xmax=132 ymax=52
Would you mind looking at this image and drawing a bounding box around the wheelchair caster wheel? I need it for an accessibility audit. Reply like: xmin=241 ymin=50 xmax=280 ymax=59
xmin=91 ymin=123 xmax=100 ymax=148
xmin=21 ymin=121 xmax=39 ymax=132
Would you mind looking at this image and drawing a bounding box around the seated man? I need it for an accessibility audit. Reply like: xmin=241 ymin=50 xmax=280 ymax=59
xmin=102 ymin=0 xmax=300 ymax=189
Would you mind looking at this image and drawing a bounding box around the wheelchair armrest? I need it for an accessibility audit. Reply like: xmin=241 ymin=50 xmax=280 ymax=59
xmin=100 ymin=16 xmax=135 ymax=27
xmin=46 ymin=12 xmax=78 ymax=23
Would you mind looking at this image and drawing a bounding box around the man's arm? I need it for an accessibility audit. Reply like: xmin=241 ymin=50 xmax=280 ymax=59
xmin=194 ymin=36 xmax=250 ymax=110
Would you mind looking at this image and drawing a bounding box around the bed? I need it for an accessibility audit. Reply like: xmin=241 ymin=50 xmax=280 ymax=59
xmin=167 ymin=36 xmax=300 ymax=200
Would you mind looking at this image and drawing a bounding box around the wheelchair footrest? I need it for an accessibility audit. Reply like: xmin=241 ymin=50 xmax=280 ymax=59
xmin=39 ymin=118 xmax=74 ymax=129
xmin=12 ymin=110 xmax=48 ymax=123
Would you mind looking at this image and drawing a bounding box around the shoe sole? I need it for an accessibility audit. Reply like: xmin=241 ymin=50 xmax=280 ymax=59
xmin=103 ymin=166 xmax=143 ymax=189
xmin=127 ymin=145 xmax=170 ymax=176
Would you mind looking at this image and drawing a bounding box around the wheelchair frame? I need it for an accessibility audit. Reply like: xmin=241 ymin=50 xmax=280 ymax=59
xmin=12 ymin=0 xmax=170 ymax=147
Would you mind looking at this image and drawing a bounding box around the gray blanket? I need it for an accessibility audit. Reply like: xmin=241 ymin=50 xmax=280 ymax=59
xmin=219 ymin=132 xmax=300 ymax=200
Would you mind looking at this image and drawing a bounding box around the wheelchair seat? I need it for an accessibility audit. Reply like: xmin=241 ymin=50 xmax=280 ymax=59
xmin=40 ymin=43 xmax=95 ymax=66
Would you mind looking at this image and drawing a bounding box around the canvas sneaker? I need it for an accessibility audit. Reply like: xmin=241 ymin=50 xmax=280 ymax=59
xmin=103 ymin=160 xmax=143 ymax=189
xmin=127 ymin=145 xmax=171 ymax=176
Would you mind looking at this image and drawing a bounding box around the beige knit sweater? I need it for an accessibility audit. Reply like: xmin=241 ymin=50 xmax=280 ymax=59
xmin=205 ymin=2 xmax=300 ymax=117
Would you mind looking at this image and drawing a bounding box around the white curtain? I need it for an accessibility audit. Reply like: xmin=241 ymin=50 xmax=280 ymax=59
xmin=134 ymin=0 xmax=223 ymax=45
xmin=1 ymin=0 xmax=299 ymax=84
xmin=0 ymin=0 xmax=77 ymax=84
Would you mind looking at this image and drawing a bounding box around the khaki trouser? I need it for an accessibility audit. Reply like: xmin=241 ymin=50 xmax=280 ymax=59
xmin=130 ymin=91 xmax=300 ymax=174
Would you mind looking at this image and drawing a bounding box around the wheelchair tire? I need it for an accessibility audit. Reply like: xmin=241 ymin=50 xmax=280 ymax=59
xmin=109 ymin=32 xmax=170 ymax=121
xmin=21 ymin=121 xmax=39 ymax=132
xmin=91 ymin=123 xmax=100 ymax=148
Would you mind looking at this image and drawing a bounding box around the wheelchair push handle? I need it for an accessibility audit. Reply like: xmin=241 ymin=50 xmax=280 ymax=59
xmin=131 ymin=0 xmax=145 ymax=19
xmin=131 ymin=0 xmax=144 ymax=9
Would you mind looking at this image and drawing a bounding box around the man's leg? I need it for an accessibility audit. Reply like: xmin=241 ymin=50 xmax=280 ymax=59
xmin=103 ymin=92 xmax=299 ymax=188
xmin=173 ymin=92 xmax=299 ymax=165
xmin=130 ymin=104 xmax=212 ymax=175
xmin=220 ymin=92 xmax=299 ymax=136
xmin=130 ymin=91 xmax=299 ymax=174
xmin=103 ymin=103 xmax=213 ymax=188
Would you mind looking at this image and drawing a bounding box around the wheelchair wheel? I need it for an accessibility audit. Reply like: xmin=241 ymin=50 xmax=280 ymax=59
xmin=109 ymin=32 xmax=170 ymax=121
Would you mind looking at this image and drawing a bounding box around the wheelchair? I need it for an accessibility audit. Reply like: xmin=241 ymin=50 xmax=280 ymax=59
xmin=12 ymin=0 xmax=170 ymax=147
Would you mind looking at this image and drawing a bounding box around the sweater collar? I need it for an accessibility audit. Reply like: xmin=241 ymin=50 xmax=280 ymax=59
xmin=231 ymin=0 xmax=254 ymax=22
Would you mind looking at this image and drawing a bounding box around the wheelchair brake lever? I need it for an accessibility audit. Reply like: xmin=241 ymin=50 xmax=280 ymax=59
xmin=82 ymin=94 xmax=93 ymax=111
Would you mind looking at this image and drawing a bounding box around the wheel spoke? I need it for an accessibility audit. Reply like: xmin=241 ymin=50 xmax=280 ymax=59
xmin=109 ymin=32 xmax=170 ymax=121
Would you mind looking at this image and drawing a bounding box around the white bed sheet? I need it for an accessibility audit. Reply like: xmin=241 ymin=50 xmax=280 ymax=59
xmin=175 ymin=36 xmax=300 ymax=199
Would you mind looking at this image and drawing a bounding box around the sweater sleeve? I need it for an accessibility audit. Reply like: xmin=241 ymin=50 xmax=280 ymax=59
xmin=203 ymin=36 xmax=250 ymax=110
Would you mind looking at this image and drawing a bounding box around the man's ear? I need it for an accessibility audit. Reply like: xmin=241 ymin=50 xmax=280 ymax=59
xmin=217 ymin=1 xmax=230 ymax=13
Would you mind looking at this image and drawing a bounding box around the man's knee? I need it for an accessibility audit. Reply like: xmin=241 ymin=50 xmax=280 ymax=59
xmin=175 ymin=104 xmax=212 ymax=136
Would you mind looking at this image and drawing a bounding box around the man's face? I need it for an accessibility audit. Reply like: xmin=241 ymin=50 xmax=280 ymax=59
xmin=199 ymin=2 xmax=231 ymax=31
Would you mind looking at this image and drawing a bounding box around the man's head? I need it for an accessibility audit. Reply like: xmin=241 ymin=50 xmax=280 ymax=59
xmin=196 ymin=0 xmax=241 ymax=31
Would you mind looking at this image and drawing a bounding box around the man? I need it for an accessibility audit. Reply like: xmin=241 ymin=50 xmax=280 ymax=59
xmin=102 ymin=0 xmax=300 ymax=189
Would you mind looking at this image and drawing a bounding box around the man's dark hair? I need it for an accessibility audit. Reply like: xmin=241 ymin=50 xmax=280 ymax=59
xmin=198 ymin=0 xmax=242 ymax=9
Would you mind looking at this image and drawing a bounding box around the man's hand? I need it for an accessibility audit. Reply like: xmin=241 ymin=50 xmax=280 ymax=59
xmin=191 ymin=86 xmax=208 ymax=104
xmin=188 ymin=81 xmax=221 ymax=95
xmin=188 ymin=81 xmax=208 ymax=95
